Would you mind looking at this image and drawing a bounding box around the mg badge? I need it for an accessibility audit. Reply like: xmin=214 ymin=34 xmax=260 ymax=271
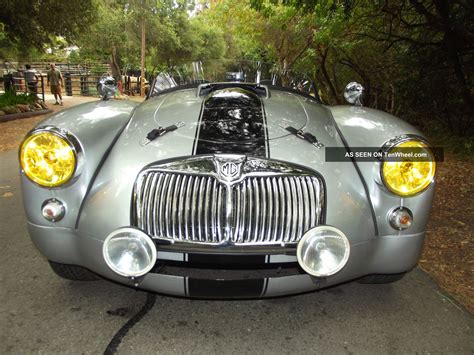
xmin=221 ymin=162 xmax=239 ymax=178
xmin=214 ymin=155 xmax=245 ymax=182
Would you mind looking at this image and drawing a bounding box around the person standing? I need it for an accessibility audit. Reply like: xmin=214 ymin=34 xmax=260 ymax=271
xmin=47 ymin=63 xmax=63 ymax=105
xmin=24 ymin=64 xmax=38 ymax=95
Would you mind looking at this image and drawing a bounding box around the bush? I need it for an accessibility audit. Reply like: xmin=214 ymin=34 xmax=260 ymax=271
xmin=0 ymin=90 xmax=36 ymax=110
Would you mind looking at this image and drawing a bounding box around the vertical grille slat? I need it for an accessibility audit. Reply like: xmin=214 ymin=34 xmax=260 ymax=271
xmin=237 ymin=181 xmax=246 ymax=243
xmin=301 ymin=176 xmax=310 ymax=232
xmin=210 ymin=179 xmax=218 ymax=242
xmin=197 ymin=177 xmax=205 ymax=241
xmin=171 ymin=175 xmax=181 ymax=239
xmin=259 ymin=178 xmax=267 ymax=243
xmin=289 ymin=177 xmax=298 ymax=243
xmin=295 ymin=177 xmax=304 ymax=243
xmin=148 ymin=173 xmax=159 ymax=236
xmin=184 ymin=176 xmax=193 ymax=240
xmin=177 ymin=175 xmax=187 ymax=240
xmin=306 ymin=176 xmax=316 ymax=227
xmin=165 ymin=175 xmax=176 ymax=238
xmin=134 ymin=168 xmax=323 ymax=245
xmin=190 ymin=177 xmax=199 ymax=241
xmin=247 ymin=179 xmax=253 ymax=243
xmin=204 ymin=177 xmax=211 ymax=242
xmin=152 ymin=174 xmax=164 ymax=237
xmin=265 ymin=178 xmax=273 ymax=243
xmin=252 ymin=178 xmax=260 ymax=243
xmin=283 ymin=178 xmax=292 ymax=243
xmin=216 ymin=184 xmax=224 ymax=242
xmin=271 ymin=177 xmax=280 ymax=243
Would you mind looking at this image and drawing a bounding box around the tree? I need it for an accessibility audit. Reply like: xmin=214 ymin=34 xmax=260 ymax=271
xmin=0 ymin=0 xmax=97 ymax=58
xmin=247 ymin=0 xmax=473 ymax=134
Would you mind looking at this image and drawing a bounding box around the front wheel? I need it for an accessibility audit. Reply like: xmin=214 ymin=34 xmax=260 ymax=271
xmin=49 ymin=261 xmax=100 ymax=281
xmin=357 ymin=272 xmax=406 ymax=284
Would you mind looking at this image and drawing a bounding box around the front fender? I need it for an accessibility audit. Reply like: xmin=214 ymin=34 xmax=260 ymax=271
xmin=328 ymin=105 xmax=435 ymax=237
xmin=20 ymin=100 xmax=138 ymax=229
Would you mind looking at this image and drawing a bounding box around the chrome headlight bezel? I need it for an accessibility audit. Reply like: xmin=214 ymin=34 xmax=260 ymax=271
xmin=379 ymin=134 xmax=436 ymax=197
xmin=102 ymin=227 xmax=157 ymax=278
xmin=19 ymin=126 xmax=83 ymax=188
xmin=296 ymin=225 xmax=351 ymax=277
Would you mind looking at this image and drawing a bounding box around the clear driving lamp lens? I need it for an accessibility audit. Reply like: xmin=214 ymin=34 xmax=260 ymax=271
xmin=297 ymin=226 xmax=350 ymax=277
xmin=103 ymin=228 xmax=157 ymax=277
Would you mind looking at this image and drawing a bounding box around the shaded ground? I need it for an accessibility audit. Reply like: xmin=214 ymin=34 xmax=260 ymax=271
xmin=0 ymin=95 xmax=472 ymax=314
xmin=419 ymin=155 xmax=474 ymax=313
xmin=0 ymin=95 xmax=98 ymax=152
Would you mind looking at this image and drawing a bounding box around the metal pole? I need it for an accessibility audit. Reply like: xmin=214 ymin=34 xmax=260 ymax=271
xmin=40 ymin=75 xmax=45 ymax=102
xmin=140 ymin=16 xmax=146 ymax=97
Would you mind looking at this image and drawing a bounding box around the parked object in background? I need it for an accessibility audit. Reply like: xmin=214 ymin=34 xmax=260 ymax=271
xmin=97 ymin=74 xmax=118 ymax=100
xmin=19 ymin=60 xmax=437 ymax=299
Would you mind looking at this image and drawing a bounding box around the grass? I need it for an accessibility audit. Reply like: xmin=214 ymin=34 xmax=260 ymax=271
xmin=0 ymin=90 xmax=36 ymax=110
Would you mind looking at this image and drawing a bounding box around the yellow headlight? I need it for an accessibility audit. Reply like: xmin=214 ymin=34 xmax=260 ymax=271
xmin=20 ymin=131 xmax=76 ymax=187
xmin=382 ymin=140 xmax=436 ymax=196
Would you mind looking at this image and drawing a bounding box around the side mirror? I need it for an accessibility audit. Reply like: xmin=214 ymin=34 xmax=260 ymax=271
xmin=344 ymin=82 xmax=364 ymax=106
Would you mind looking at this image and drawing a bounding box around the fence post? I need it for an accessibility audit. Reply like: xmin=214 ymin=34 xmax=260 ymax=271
xmin=80 ymin=75 xmax=89 ymax=95
xmin=40 ymin=75 xmax=45 ymax=102
xmin=3 ymin=74 xmax=13 ymax=92
xmin=64 ymin=72 xmax=73 ymax=96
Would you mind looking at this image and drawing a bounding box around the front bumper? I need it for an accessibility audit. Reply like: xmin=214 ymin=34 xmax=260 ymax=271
xmin=27 ymin=222 xmax=425 ymax=298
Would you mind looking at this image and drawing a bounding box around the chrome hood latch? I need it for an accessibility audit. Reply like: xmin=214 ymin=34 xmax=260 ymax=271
xmin=281 ymin=125 xmax=324 ymax=148
xmin=141 ymin=121 xmax=185 ymax=146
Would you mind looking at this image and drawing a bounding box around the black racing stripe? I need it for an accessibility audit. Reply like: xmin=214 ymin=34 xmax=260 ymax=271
xmin=187 ymin=278 xmax=265 ymax=299
xmin=194 ymin=87 xmax=268 ymax=157
xmin=187 ymin=254 xmax=266 ymax=266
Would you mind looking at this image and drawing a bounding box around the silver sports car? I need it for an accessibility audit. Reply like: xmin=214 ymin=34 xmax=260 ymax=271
xmin=19 ymin=61 xmax=436 ymax=298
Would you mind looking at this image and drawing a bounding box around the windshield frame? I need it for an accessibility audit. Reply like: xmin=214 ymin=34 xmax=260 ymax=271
xmin=146 ymin=60 xmax=322 ymax=103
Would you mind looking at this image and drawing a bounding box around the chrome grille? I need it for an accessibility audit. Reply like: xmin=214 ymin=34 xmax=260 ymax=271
xmin=232 ymin=176 xmax=322 ymax=244
xmin=133 ymin=156 xmax=324 ymax=246
xmin=136 ymin=173 xmax=227 ymax=243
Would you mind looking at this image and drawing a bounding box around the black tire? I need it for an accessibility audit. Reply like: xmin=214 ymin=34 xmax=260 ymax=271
xmin=48 ymin=261 xmax=100 ymax=281
xmin=357 ymin=272 xmax=406 ymax=284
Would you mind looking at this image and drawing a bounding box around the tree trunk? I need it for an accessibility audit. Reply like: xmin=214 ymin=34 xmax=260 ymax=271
xmin=111 ymin=45 xmax=122 ymax=92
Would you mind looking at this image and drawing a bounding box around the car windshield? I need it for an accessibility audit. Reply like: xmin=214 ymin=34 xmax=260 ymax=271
xmin=148 ymin=60 xmax=320 ymax=101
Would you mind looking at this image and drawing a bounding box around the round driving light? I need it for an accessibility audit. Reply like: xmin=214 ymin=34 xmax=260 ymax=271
xmin=103 ymin=228 xmax=157 ymax=277
xmin=381 ymin=139 xmax=436 ymax=196
xmin=297 ymin=226 xmax=350 ymax=277
xmin=41 ymin=198 xmax=65 ymax=222
xmin=20 ymin=130 xmax=77 ymax=187
xmin=389 ymin=207 xmax=413 ymax=230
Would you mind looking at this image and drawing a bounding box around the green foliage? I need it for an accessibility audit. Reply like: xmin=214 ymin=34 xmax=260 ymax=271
xmin=1 ymin=0 xmax=470 ymax=147
xmin=72 ymin=0 xmax=226 ymax=76
xmin=0 ymin=0 xmax=97 ymax=59
xmin=0 ymin=91 xmax=36 ymax=110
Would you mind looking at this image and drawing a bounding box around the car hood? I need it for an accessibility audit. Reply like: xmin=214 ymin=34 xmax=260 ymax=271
xmin=77 ymin=86 xmax=377 ymax=245
xmin=126 ymin=86 xmax=339 ymax=153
